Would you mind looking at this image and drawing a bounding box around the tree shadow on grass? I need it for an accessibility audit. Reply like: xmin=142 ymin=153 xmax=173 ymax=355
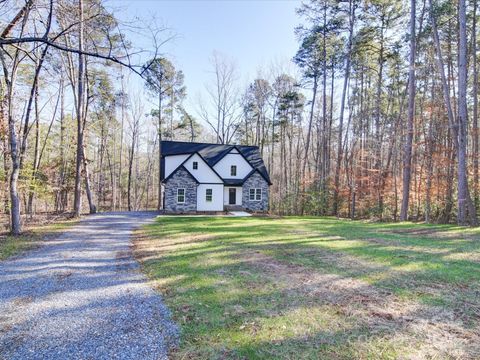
xmin=140 ymin=216 xmax=480 ymax=359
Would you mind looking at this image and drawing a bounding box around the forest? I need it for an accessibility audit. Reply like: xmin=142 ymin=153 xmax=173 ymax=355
xmin=1 ymin=0 xmax=479 ymax=234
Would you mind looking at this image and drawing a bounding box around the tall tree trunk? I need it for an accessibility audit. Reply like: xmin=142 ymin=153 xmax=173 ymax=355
xmin=374 ymin=18 xmax=385 ymax=217
xmin=425 ymin=94 xmax=435 ymax=223
xmin=127 ymin=134 xmax=136 ymax=211
xmin=157 ymin=89 xmax=163 ymax=210
xmin=333 ymin=0 xmax=356 ymax=216
xmin=57 ymin=75 xmax=67 ymax=213
xmin=400 ymin=0 xmax=416 ymax=221
xmin=0 ymin=12 xmax=28 ymax=234
xmin=457 ymin=0 xmax=478 ymax=225
xmin=118 ymin=73 xmax=126 ymax=210
xmin=430 ymin=0 xmax=477 ymax=226
xmin=473 ymin=0 xmax=479 ymax=208
xmin=1 ymin=52 xmax=21 ymax=234
xmin=301 ymin=77 xmax=318 ymax=214
xmin=83 ymin=146 xmax=96 ymax=214
xmin=321 ymin=6 xmax=328 ymax=197
xmin=2 ymin=137 xmax=9 ymax=215
xmin=73 ymin=0 xmax=85 ymax=217
xmin=7 ymin=98 xmax=20 ymax=234
xmin=27 ymin=76 xmax=40 ymax=216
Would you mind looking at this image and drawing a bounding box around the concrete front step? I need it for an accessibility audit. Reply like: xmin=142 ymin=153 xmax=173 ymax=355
xmin=224 ymin=205 xmax=244 ymax=211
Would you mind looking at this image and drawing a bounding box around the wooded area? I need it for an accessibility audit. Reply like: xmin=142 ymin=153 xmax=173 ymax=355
xmin=1 ymin=0 xmax=480 ymax=234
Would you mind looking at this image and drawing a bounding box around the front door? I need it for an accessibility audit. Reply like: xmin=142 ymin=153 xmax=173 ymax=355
xmin=229 ymin=188 xmax=236 ymax=205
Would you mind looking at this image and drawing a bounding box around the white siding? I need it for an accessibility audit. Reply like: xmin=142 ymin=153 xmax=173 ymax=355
xmin=197 ymin=184 xmax=224 ymax=211
xmin=164 ymin=154 xmax=189 ymax=178
xmin=213 ymin=152 xmax=253 ymax=179
xmin=183 ymin=153 xmax=223 ymax=183
xmin=223 ymin=187 xmax=242 ymax=205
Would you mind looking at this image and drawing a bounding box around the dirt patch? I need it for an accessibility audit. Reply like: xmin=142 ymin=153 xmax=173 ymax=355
xmin=387 ymin=228 xmax=445 ymax=236
xmin=382 ymin=227 xmax=471 ymax=242
xmin=444 ymin=252 xmax=480 ymax=263
xmin=287 ymin=246 xmax=388 ymax=275
xmin=362 ymin=237 xmax=456 ymax=257
xmin=245 ymin=251 xmax=398 ymax=309
xmin=243 ymin=251 xmax=480 ymax=359
xmin=134 ymin=231 xmax=219 ymax=263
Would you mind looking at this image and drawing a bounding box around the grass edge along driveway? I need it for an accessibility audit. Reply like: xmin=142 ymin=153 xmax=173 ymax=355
xmin=0 ymin=220 xmax=76 ymax=260
xmin=134 ymin=216 xmax=480 ymax=360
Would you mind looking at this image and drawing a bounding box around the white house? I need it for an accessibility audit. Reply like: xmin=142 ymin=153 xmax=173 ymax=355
xmin=160 ymin=141 xmax=271 ymax=213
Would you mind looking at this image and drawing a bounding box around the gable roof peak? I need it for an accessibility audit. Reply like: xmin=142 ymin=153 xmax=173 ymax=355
xmin=161 ymin=140 xmax=270 ymax=184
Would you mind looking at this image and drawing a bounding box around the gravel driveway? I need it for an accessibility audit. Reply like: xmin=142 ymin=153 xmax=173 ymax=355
xmin=0 ymin=212 xmax=178 ymax=360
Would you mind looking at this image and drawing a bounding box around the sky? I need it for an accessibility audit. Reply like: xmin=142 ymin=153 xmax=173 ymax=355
xmin=107 ymin=0 xmax=302 ymax=116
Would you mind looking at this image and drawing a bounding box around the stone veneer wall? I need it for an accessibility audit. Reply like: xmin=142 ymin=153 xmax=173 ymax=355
xmin=164 ymin=167 xmax=197 ymax=213
xmin=242 ymin=172 xmax=269 ymax=212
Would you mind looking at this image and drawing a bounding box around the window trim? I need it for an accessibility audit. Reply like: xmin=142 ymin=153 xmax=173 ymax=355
xmin=230 ymin=165 xmax=237 ymax=176
xmin=206 ymin=188 xmax=213 ymax=202
xmin=249 ymin=188 xmax=255 ymax=201
xmin=177 ymin=188 xmax=186 ymax=203
xmin=192 ymin=161 xmax=198 ymax=170
xmin=255 ymin=188 xmax=262 ymax=201
xmin=249 ymin=188 xmax=262 ymax=201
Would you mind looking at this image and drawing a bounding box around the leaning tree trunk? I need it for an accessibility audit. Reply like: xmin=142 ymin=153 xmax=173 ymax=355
xmin=83 ymin=146 xmax=96 ymax=214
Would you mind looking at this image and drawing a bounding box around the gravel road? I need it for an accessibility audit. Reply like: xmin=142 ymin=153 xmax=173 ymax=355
xmin=0 ymin=212 xmax=178 ymax=360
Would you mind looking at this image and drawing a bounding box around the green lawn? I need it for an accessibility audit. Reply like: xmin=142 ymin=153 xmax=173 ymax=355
xmin=0 ymin=220 xmax=75 ymax=260
xmin=135 ymin=216 xmax=480 ymax=359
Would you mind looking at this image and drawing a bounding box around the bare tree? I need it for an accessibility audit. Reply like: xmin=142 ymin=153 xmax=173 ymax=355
xmin=0 ymin=0 xmax=170 ymax=232
xmin=199 ymin=52 xmax=241 ymax=144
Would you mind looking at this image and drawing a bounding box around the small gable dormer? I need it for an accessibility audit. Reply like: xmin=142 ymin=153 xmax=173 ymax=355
xmin=213 ymin=148 xmax=253 ymax=179
xmin=182 ymin=153 xmax=223 ymax=183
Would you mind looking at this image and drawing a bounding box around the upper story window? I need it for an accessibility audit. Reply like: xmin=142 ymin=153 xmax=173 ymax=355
xmin=193 ymin=161 xmax=198 ymax=170
xmin=206 ymin=188 xmax=213 ymax=202
xmin=177 ymin=188 xmax=185 ymax=203
xmin=230 ymin=165 xmax=237 ymax=176
xmin=249 ymin=188 xmax=262 ymax=201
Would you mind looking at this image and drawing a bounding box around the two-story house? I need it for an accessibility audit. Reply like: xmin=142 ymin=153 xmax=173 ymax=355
xmin=160 ymin=141 xmax=271 ymax=213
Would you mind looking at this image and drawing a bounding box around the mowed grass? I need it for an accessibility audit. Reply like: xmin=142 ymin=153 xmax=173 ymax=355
xmin=0 ymin=220 xmax=76 ymax=260
xmin=135 ymin=216 xmax=480 ymax=359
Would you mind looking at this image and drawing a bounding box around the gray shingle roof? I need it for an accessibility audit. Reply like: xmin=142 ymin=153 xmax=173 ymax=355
xmin=160 ymin=141 xmax=271 ymax=184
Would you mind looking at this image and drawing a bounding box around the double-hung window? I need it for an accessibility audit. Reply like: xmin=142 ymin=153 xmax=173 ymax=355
xmin=192 ymin=161 xmax=198 ymax=170
xmin=177 ymin=188 xmax=185 ymax=203
xmin=230 ymin=165 xmax=237 ymax=176
xmin=249 ymin=188 xmax=262 ymax=201
xmin=206 ymin=188 xmax=213 ymax=202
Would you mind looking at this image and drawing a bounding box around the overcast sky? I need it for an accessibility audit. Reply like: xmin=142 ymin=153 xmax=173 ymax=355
xmin=107 ymin=0 xmax=301 ymax=117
